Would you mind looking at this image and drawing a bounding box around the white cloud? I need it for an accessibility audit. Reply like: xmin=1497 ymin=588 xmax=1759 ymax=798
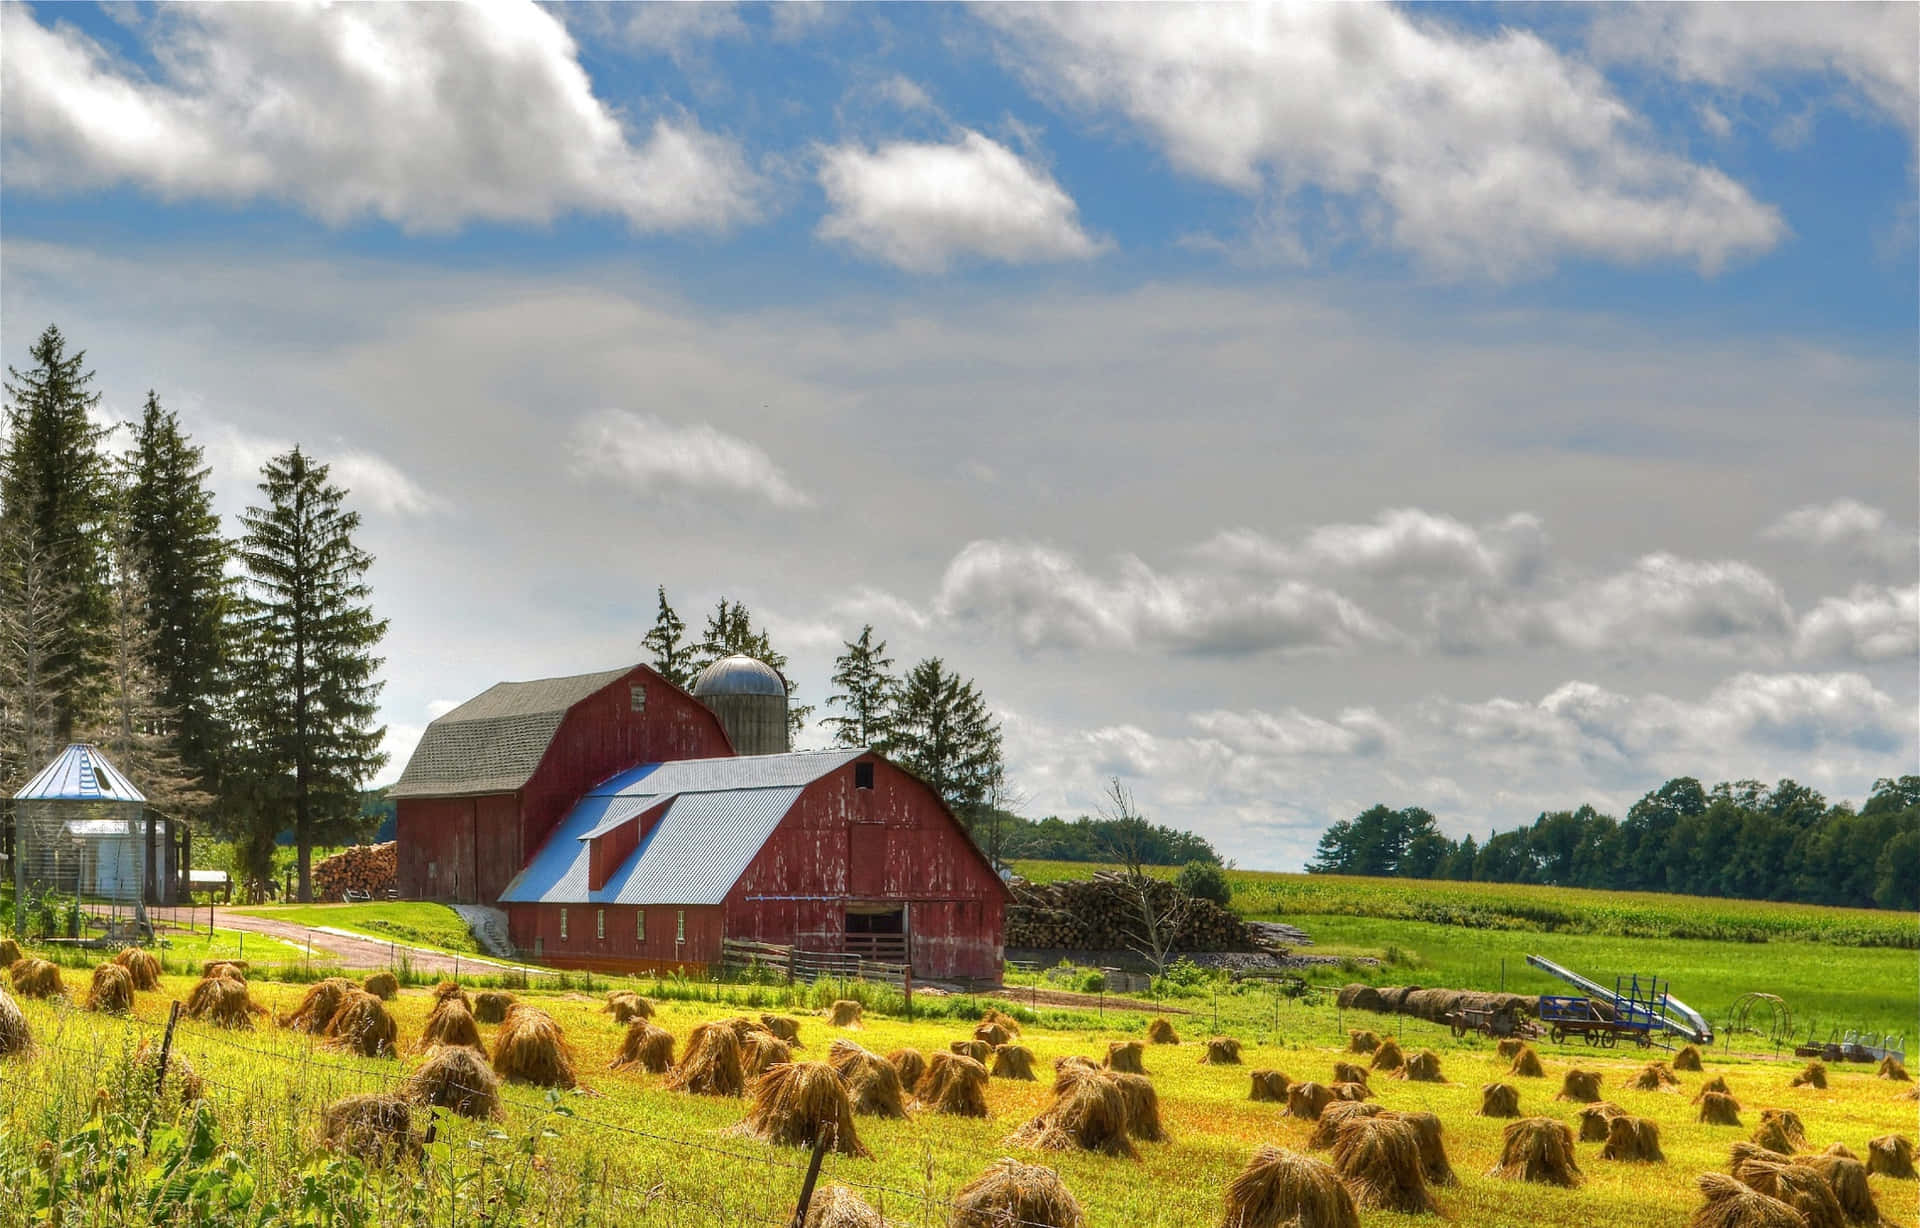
xmin=1200 ymin=509 xmax=1550 ymax=586
xmin=817 ymin=131 xmax=1105 ymax=272
xmin=1763 ymin=498 xmax=1913 ymax=567
xmin=1540 ymin=553 xmax=1794 ymax=655
xmin=983 ymin=3 xmax=1784 ymax=277
xmin=334 ymin=452 xmax=446 ymax=517
xmin=1794 ymin=584 xmax=1919 ymax=663
xmin=2 ymin=2 xmax=759 ymax=233
xmin=198 ymin=423 xmax=442 ymax=520
xmin=569 ymin=410 xmax=812 ymax=508
xmin=374 ymin=723 xmax=423 ymax=787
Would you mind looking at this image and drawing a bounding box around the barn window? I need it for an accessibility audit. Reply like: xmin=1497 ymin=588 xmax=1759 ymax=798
xmin=630 ymin=684 xmax=646 ymax=713
xmin=676 ymin=909 xmax=686 ymax=943
xmin=854 ymin=762 xmax=874 ymax=790
xmin=596 ymin=908 xmax=605 ymax=940
xmin=559 ymin=908 xmax=568 ymax=941
xmin=637 ymin=908 xmax=646 ymax=942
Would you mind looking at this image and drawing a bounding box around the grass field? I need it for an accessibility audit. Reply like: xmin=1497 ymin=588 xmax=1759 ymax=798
xmin=231 ymin=901 xmax=485 ymax=956
xmin=3 ymin=967 xmax=1914 ymax=1228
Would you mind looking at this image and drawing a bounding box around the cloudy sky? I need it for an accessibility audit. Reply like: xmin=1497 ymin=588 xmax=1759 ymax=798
xmin=6 ymin=1 xmax=1916 ymax=870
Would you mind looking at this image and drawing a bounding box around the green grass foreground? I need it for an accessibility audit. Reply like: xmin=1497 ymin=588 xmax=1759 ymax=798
xmin=230 ymin=901 xmax=485 ymax=956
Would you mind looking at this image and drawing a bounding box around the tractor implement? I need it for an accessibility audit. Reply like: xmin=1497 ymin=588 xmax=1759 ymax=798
xmin=1525 ymin=955 xmax=1713 ymax=1046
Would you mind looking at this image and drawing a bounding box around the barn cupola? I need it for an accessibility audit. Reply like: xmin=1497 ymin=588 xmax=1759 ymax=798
xmin=691 ymin=654 xmax=789 ymax=755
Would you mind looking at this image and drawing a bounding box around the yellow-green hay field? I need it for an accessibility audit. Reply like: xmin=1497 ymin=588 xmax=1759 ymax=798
xmin=3 ymin=973 xmax=1913 ymax=1227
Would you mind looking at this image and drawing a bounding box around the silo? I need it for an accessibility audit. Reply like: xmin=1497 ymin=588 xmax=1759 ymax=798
xmin=691 ymin=655 xmax=790 ymax=755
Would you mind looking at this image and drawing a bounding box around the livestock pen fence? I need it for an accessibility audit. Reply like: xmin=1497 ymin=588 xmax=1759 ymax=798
xmin=719 ymin=937 xmax=914 ymax=1007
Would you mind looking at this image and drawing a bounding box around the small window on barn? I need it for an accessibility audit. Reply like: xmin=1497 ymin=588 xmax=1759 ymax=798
xmin=596 ymin=908 xmax=605 ymax=940
xmin=854 ymin=762 xmax=875 ymax=790
xmin=630 ymin=684 xmax=646 ymax=713
xmin=637 ymin=908 xmax=646 ymax=942
xmin=559 ymin=908 xmax=568 ymax=941
xmin=676 ymin=909 xmax=686 ymax=943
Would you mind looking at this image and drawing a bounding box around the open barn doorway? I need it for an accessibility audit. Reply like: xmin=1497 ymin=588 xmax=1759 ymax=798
xmin=844 ymin=904 xmax=906 ymax=963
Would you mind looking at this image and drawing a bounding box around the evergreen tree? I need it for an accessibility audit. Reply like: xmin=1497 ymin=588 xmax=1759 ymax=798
xmin=642 ymin=585 xmax=694 ymax=689
xmin=0 ymin=325 xmax=112 ymax=741
xmin=692 ymin=596 xmax=812 ymax=738
xmin=889 ymin=657 xmax=1002 ymax=819
xmin=0 ymin=520 xmax=74 ymax=790
xmin=823 ymin=624 xmax=895 ymax=750
xmin=230 ymin=447 xmax=388 ymax=901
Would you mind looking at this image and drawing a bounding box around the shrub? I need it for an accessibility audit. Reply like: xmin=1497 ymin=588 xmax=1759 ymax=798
xmin=1176 ymin=861 xmax=1232 ymax=907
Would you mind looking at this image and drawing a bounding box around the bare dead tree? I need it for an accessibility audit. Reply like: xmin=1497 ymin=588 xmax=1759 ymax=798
xmin=1099 ymin=778 xmax=1191 ymax=979
xmin=0 ymin=518 xmax=74 ymax=792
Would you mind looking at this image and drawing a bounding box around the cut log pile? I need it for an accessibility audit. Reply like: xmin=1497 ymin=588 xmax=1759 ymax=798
xmin=1337 ymin=984 xmax=1538 ymax=1024
xmin=314 ymin=843 xmax=398 ymax=901
xmin=1005 ymin=872 xmax=1259 ymax=952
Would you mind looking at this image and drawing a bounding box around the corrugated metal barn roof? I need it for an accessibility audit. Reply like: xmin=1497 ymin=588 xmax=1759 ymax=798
xmin=392 ymin=667 xmax=631 ymax=799
xmin=15 ymin=743 xmax=145 ymax=803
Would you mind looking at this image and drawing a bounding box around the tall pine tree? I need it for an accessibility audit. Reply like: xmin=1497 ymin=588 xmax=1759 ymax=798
xmin=642 ymin=585 xmax=693 ymax=688
xmin=889 ymin=657 xmax=1002 ymax=823
xmin=694 ymin=597 xmax=813 ymax=738
xmin=823 ymin=624 xmax=895 ymax=750
xmin=230 ymin=447 xmax=388 ymax=900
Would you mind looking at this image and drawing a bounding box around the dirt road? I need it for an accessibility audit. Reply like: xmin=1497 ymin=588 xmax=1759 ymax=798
xmin=149 ymin=905 xmax=538 ymax=978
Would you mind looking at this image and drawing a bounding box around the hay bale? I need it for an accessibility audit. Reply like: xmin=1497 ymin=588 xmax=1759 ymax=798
xmin=1576 ymin=1102 xmax=1627 ymax=1142
xmin=183 ymin=975 xmax=258 ymax=1028
xmin=1699 ymin=1091 xmax=1743 ymax=1126
xmin=1793 ymin=1153 xmax=1879 ymax=1225
xmin=407 ymin=1044 xmax=501 ymax=1120
xmin=826 ymin=999 xmax=862 ymax=1028
xmin=1392 ymin=1048 xmax=1443 ymax=1083
xmin=886 ymin=1048 xmax=926 ymax=1091
xmin=1691 ymin=1173 xmax=1807 ymax=1228
xmin=1328 ymin=1081 xmax=1371 ymax=1103
xmin=974 ymin=1020 xmax=1013 ymax=1047
xmin=1249 ymin=1070 xmax=1289 ymax=1102
xmin=1330 ymin=1114 xmax=1436 ymax=1213
xmin=1009 ymin=1068 xmax=1138 ymax=1159
xmin=1601 ymin=1115 xmax=1665 ymax=1163
xmin=419 ymin=1000 xmax=484 ymax=1053
xmin=603 ymin=991 xmax=652 ymax=1024
xmin=1370 ymin=1039 xmax=1404 ymax=1072
xmin=1626 ymin=1061 xmax=1681 ymax=1093
xmin=803 ymin=1185 xmax=883 ymax=1228
xmin=1509 ymin=1044 xmax=1545 ymax=1078
xmin=1557 ymin=1068 xmax=1603 ymax=1103
xmin=1393 ymin=1110 xmax=1456 ymax=1186
xmin=362 ymin=971 xmax=398 ymax=1000
xmin=325 ymin=990 xmax=399 ymax=1057
xmin=1730 ymin=1151 xmax=1846 ymax=1228
xmin=915 ymin=1052 xmax=989 ymax=1117
xmin=609 ymin=1020 xmax=676 ymax=1074
xmin=1104 ymin=1040 xmax=1146 ymax=1074
xmin=980 ymin=1007 xmax=1023 ymax=1036
xmin=1479 ymin=1082 xmax=1521 ymax=1118
xmin=992 ymin=1043 xmax=1037 ymax=1081
xmin=1790 ymin=1061 xmax=1827 ymax=1089
xmin=1695 ymin=1075 xmax=1736 ymax=1103
xmin=1200 ymin=1036 xmax=1242 ymax=1065
xmin=1346 ymin=1029 xmax=1378 ymax=1055
xmin=665 ymin=1020 xmax=743 ymax=1096
xmin=113 ymin=947 xmax=161 ymax=991
xmin=826 ymin=1041 xmax=908 ymax=1118
xmin=1866 ymin=1134 xmax=1914 ymax=1179
xmin=951 ymin=1159 xmax=1083 ymax=1228
xmin=737 ymin=1061 xmax=868 ymax=1156
xmin=1338 ymin=984 xmax=1386 ymax=1013
xmin=85 ymin=963 xmax=134 ymax=1014
xmin=280 ymin=977 xmax=356 ymax=1033
xmin=1674 ymin=1044 xmax=1704 ymax=1072
xmin=1753 ymin=1109 xmax=1808 ymax=1154
xmin=1824 ymin=1142 xmax=1856 ymax=1160
xmin=1111 ymin=1072 xmax=1164 ymax=1143
xmin=0 ymin=988 xmax=32 ymax=1058
xmin=202 ymin=961 xmax=247 ymax=981
xmin=1309 ymin=1099 xmax=1385 ymax=1149
xmin=9 ymin=958 xmax=63 ymax=1000
xmin=1148 ymin=1017 xmax=1180 ymax=1045
xmin=431 ymin=980 xmax=468 ymax=1005
xmin=492 ymin=1005 xmax=576 ymax=1089
xmin=1222 ymin=1145 xmax=1360 ymax=1228
xmin=0 ymin=938 xmax=20 ymax=969
xmin=759 ymin=1014 xmax=802 ymax=1045
xmin=1287 ymin=1081 xmax=1335 ymax=1121
xmin=473 ymin=991 xmax=514 ymax=1024
xmin=1331 ymin=1061 xmax=1369 ymax=1087
xmin=1496 ymin=1037 xmax=1525 ymax=1060
xmin=1053 ymin=1055 xmax=1100 ymax=1087
xmin=1490 ymin=1117 xmax=1582 ymax=1187
xmin=950 ymin=1038 xmax=992 ymax=1064
xmin=1876 ymin=1055 xmax=1909 ymax=1082
xmin=321 ymin=1093 xmax=420 ymax=1167
xmin=743 ymin=1031 xmax=795 ymax=1079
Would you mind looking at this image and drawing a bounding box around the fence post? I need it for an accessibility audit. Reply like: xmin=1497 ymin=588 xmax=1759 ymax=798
xmin=154 ymin=1000 xmax=181 ymax=1095
xmin=903 ymin=965 xmax=913 ymax=1019
xmin=786 ymin=944 xmax=797 ymax=986
xmin=789 ymin=1125 xmax=831 ymax=1228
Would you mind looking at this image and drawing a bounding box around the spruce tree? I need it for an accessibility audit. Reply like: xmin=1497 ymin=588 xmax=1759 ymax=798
xmin=823 ymin=624 xmax=895 ymax=750
xmin=693 ymin=596 xmax=813 ymax=738
xmin=231 ymin=447 xmax=388 ymax=901
xmin=889 ymin=657 xmax=1002 ymax=820
xmin=0 ymin=521 xmax=75 ymax=790
xmin=642 ymin=585 xmax=694 ymax=688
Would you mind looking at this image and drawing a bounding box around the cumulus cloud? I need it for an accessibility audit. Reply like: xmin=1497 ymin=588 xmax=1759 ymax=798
xmin=334 ymin=453 xmax=447 ymax=517
xmin=982 ymin=3 xmax=1784 ymax=277
xmin=1199 ymin=509 xmax=1549 ymax=586
xmin=1794 ymin=584 xmax=1919 ymax=663
xmin=1540 ymin=553 xmax=1795 ymax=655
xmin=569 ymin=410 xmax=812 ymax=508
xmin=2 ymin=2 xmax=758 ymax=233
xmin=1763 ymin=498 xmax=1914 ymax=568
xmin=197 ymin=423 xmax=441 ymax=519
xmin=817 ymin=131 xmax=1105 ymax=272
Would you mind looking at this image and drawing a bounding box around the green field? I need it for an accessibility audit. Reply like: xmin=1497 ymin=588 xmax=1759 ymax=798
xmin=231 ymin=901 xmax=485 ymax=956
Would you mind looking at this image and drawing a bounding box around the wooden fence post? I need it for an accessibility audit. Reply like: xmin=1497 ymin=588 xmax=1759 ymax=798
xmin=790 ymin=1125 xmax=831 ymax=1228
xmin=902 ymin=965 xmax=913 ymax=1019
xmin=154 ymin=1000 xmax=182 ymax=1095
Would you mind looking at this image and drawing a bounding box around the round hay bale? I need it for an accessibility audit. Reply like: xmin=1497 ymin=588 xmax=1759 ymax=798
xmin=1222 ymin=1145 xmax=1360 ymax=1228
xmin=1392 ymin=1049 xmax=1443 ymax=1083
xmin=0 ymin=938 xmax=21 ymax=969
xmin=992 ymin=1043 xmax=1037 ymax=1081
xmin=1509 ymin=1044 xmax=1545 ymax=1078
xmin=1673 ymin=1044 xmax=1704 ymax=1072
xmin=1626 ymin=1061 xmax=1681 ymax=1093
xmin=407 ymin=1044 xmax=501 ymax=1119
xmin=362 ymin=971 xmax=398 ymax=1000
xmin=1601 ymin=1115 xmax=1665 ymax=1163
xmin=951 ymin=1159 xmax=1083 ymax=1228
xmin=1793 ymin=1153 xmax=1878 ymax=1225
xmin=1576 ymin=1102 xmax=1627 ymax=1142
xmin=1729 ymin=1151 xmax=1846 ymax=1228
xmin=666 ymin=1020 xmax=744 ymax=1097
xmin=184 ymin=975 xmax=259 ymax=1028
xmin=9 ymin=957 xmax=64 ymax=1000
xmin=886 ymin=1047 xmax=926 ymax=1091
xmin=1392 ymin=1110 xmax=1455 ymax=1187
xmin=1370 ymin=1039 xmax=1404 ymax=1072
xmin=1691 ymin=1172 xmax=1806 ymax=1228
xmin=1490 ymin=1117 xmax=1582 ymax=1187
xmin=1789 ymin=1061 xmax=1827 ymax=1089
xmin=492 ymin=1005 xmax=576 ymax=1089
xmin=826 ymin=1041 xmax=908 ymax=1118
xmin=826 ymin=1000 xmax=862 ymax=1028
xmin=1753 ymin=1108 xmax=1808 ymax=1154
xmin=1347 ymin=1029 xmax=1379 ymax=1055
xmin=1008 ymin=1068 xmax=1138 ymax=1160
xmin=473 ymin=990 xmax=515 ymax=1024
xmin=113 ymin=947 xmax=161 ymax=992
xmin=321 ymin=1093 xmax=420 ymax=1167
xmin=1496 ymin=1037 xmax=1525 ymax=1060
xmin=1698 ymin=1091 xmax=1743 ymax=1126
xmin=1331 ymin=1061 xmax=1369 ymax=1087
xmin=84 ymin=963 xmax=134 ymax=1015
xmin=418 ymin=1000 xmax=484 ymax=1053
xmin=1200 ymin=1036 xmax=1242 ymax=1066
xmin=1148 ymin=1017 xmax=1180 ymax=1045
xmin=974 ymin=1020 xmax=1013 ymax=1048
xmin=803 ymin=1185 xmax=884 ymax=1228
xmin=1111 ymin=1072 xmax=1164 ymax=1143
xmin=737 ymin=1061 xmax=868 ymax=1156
xmin=1287 ymin=1081 xmax=1335 ymax=1121
xmin=1479 ymin=1082 xmax=1521 ymax=1118
xmin=759 ymin=1014 xmax=803 ymax=1045
xmin=1104 ymin=1040 xmax=1146 ymax=1074
xmin=915 ymin=1052 xmax=989 ymax=1117
xmin=202 ymin=961 xmax=247 ymax=981
xmin=1557 ymin=1068 xmax=1603 ymax=1103
xmin=950 ymin=1038 xmax=992 ymax=1063
xmin=980 ymin=1007 xmax=1023 ymax=1036
xmin=603 ymin=991 xmax=652 ymax=1024
xmin=610 ymin=1020 xmax=676 ymax=1074
xmin=1309 ymin=1099 xmax=1384 ymax=1149
xmin=279 ymin=977 xmax=356 ymax=1033
xmin=743 ymin=1031 xmax=795 ymax=1079
xmin=1330 ymin=1114 xmax=1436 ymax=1213
xmin=0 ymin=988 xmax=33 ymax=1058
xmin=325 ymin=990 xmax=398 ymax=1057
xmin=1328 ymin=1081 xmax=1371 ymax=1103
xmin=1248 ymin=1070 xmax=1289 ymax=1103
xmin=1876 ymin=1055 xmax=1910 ymax=1082
xmin=1866 ymin=1133 xmax=1915 ymax=1179
xmin=1694 ymin=1075 xmax=1735 ymax=1103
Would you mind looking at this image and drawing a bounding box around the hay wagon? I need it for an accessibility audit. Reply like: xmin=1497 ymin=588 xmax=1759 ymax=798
xmin=1538 ymin=995 xmax=1656 ymax=1049
xmin=1447 ymin=1001 xmax=1539 ymax=1040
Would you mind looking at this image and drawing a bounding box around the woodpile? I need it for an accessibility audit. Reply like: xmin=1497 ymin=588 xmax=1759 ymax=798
xmin=1003 ymin=872 xmax=1256 ymax=952
xmin=313 ymin=843 xmax=397 ymax=900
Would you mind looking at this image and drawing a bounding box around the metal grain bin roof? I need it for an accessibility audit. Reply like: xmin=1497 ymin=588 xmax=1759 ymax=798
xmin=15 ymin=743 xmax=145 ymax=803
xmin=391 ymin=667 xmax=631 ymax=798
xmin=691 ymin=654 xmax=786 ymax=697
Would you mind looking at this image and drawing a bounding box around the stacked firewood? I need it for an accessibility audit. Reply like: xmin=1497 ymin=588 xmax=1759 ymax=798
xmin=1004 ymin=871 xmax=1258 ymax=952
xmin=313 ymin=842 xmax=397 ymax=900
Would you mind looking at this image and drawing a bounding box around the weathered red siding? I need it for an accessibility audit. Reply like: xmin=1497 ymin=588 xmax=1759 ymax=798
xmin=507 ymin=902 xmax=721 ymax=973
xmin=396 ymin=793 xmax=522 ymax=902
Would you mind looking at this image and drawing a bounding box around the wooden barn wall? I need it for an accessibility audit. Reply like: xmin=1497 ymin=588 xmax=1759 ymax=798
xmin=506 ymin=902 xmax=721 ymax=972
xmin=724 ymin=756 xmax=1007 ymax=980
xmin=396 ymin=793 xmax=520 ymax=903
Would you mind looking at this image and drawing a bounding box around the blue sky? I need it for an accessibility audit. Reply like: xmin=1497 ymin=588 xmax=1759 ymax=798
xmin=5 ymin=2 xmax=1916 ymax=868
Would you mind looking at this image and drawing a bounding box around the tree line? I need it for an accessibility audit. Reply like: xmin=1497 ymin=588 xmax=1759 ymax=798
xmin=1 ymin=325 xmax=387 ymax=901
xmin=1307 ymin=775 xmax=1920 ymax=911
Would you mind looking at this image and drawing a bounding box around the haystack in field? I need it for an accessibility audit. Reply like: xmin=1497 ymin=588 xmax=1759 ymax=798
xmin=1902 ymin=1083 xmax=1919 ymax=1102
xmin=1201 ymin=1037 xmax=1243 ymax=1065
xmin=1674 ymin=1044 xmax=1704 ymax=1072
xmin=1876 ymin=1055 xmax=1910 ymax=1081
xmin=362 ymin=971 xmax=398 ymax=1000
xmin=1626 ymin=1062 xmax=1681 ymax=1093
xmin=1752 ymin=1109 xmax=1808 ymax=1154
xmin=1009 ymin=1069 xmax=1138 ymax=1160
xmin=114 ymin=947 xmax=161 ymax=991
xmin=1329 ymin=1081 xmax=1371 ymax=1103
xmin=826 ymin=1041 xmax=908 ymax=1118
xmin=407 ymin=1044 xmax=501 ymax=1120
xmin=431 ymin=980 xmax=469 ymax=1007
xmin=1393 ymin=1111 xmax=1456 ymax=1186
xmin=1370 ymin=1039 xmax=1404 ymax=1073
xmin=184 ymin=974 xmax=258 ymax=1028
xmin=1104 ymin=1041 xmax=1146 ymax=1074
xmin=325 ymin=990 xmax=399 ymax=1057
xmin=1690 ymin=1173 xmax=1806 ymax=1228
xmin=202 ymin=961 xmax=247 ymax=981
xmin=1490 ymin=1117 xmax=1581 ymax=1187
xmin=1480 ymin=1082 xmax=1521 ymax=1117
xmin=1249 ymin=1070 xmax=1289 ymax=1102
xmin=610 ymin=1020 xmax=675 ymax=1074
xmin=0 ymin=938 xmax=21 ymax=969
xmin=950 ymin=1038 xmax=992 ymax=1063
xmin=1111 ymin=1073 xmax=1164 ymax=1143
xmin=1287 ymin=1081 xmax=1335 ymax=1121
xmin=418 ymin=1000 xmax=483 ymax=1053
xmin=974 ymin=1021 xmax=1013 ymax=1048
xmin=1330 ymin=1114 xmax=1436 ymax=1213
xmin=743 ymin=1031 xmax=794 ymax=1078
xmin=1348 ymin=1029 xmax=1379 ymax=1055
xmin=1729 ymin=1152 xmax=1846 ymax=1228
xmin=1698 ymin=1092 xmax=1743 ymax=1126
xmin=1392 ymin=1049 xmax=1443 ymax=1083
xmin=1496 ymin=1037 xmax=1525 ymax=1060
xmin=759 ymin=1014 xmax=803 ymax=1045
xmin=0 ymin=988 xmax=32 ymax=1058
xmin=737 ymin=1061 xmax=868 ymax=1156
xmin=666 ymin=1020 xmax=744 ymax=1097
xmin=1053 ymin=1055 xmax=1100 ymax=1087
xmin=85 ymin=963 xmax=134 ymax=1014
xmin=1508 ymin=1044 xmax=1545 ymax=1078
xmin=916 ymin=1052 xmax=990 ymax=1117
xmin=802 ymin=1186 xmax=883 ymax=1228
xmin=827 ymin=1000 xmax=863 ymax=1028
xmin=1790 ymin=1061 xmax=1827 ymax=1089
xmin=1576 ymin=1102 xmax=1626 ymax=1142
xmin=1793 ymin=1152 xmax=1879 ymax=1225
xmin=1824 ymin=1142 xmax=1857 ymax=1159
xmin=1149 ymin=1017 xmax=1180 ymax=1045
xmin=1221 ymin=1146 xmax=1359 ymax=1228
xmin=492 ymin=1006 xmax=576 ymax=1089
xmin=951 ymin=1160 xmax=1083 ymax=1228
xmin=980 ymin=1008 xmax=1023 ymax=1036
xmin=1694 ymin=1075 xmax=1735 ymax=1103
xmin=321 ymin=1093 xmax=420 ymax=1166
xmin=886 ymin=1048 xmax=926 ymax=1091
xmin=1866 ymin=1134 xmax=1915 ymax=1179
xmin=473 ymin=991 xmax=515 ymax=1024
xmin=992 ymin=1044 xmax=1037 ymax=1081
xmin=281 ymin=978 xmax=355 ymax=1033
xmin=1557 ymin=1068 xmax=1603 ymax=1103
xmin=1309 ymin=1100 xmax=1384 ymax=1149
xmin=603 ymin=991 xmax=652 ymax=1024
xmin=10 ymin=958 xmax=63 ymax=1000
xmin=1601 ymin=1115 xmax=1664 ymax=1163
xmin=1332 ymin=1061 xmax=1369 ymax=1087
